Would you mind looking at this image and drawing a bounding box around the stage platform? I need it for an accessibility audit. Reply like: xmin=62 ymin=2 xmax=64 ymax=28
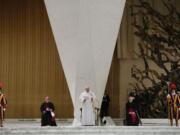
xmin=1 ymin=119 xmax=180 ymax=135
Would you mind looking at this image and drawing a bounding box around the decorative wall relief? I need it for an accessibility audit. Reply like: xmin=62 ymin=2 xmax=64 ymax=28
xmin=130 ymin=0 xmax=180 ymax=118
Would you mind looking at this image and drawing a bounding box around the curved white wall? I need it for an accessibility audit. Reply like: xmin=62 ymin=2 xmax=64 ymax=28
xmin=44 ymin=0 xmax=126 ymax=125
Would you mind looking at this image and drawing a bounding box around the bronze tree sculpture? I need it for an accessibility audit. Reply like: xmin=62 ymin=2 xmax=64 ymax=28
xmin=130 ymin=0 xmax=180 ymax=118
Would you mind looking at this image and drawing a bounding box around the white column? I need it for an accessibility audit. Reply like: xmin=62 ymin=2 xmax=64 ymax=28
xmin=44 ymin=0 xmax=126 ymax=125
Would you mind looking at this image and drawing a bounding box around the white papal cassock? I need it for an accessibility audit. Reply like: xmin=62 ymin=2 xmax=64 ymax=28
xmin=80 ymin=90 xmax=96 ymax=126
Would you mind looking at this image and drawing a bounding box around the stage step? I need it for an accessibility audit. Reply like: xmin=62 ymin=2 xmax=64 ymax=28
xmin=1 ymin=119 xmax=179 ymax=135
xmin=2 ymin=126 xmax=180 ymax=135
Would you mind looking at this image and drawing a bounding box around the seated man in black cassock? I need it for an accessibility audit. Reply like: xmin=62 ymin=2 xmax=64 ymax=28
xmin=126 ymin=93 xmax=140 ymax=126
xmin=40 ymin=96 xmax=57 ymax=126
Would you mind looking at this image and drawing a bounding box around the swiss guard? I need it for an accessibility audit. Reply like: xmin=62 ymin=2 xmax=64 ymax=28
xmin=167 ymin=82 xmax=179 ymax=126
xmin=0 ymin=83 xmax=7 ymax=127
